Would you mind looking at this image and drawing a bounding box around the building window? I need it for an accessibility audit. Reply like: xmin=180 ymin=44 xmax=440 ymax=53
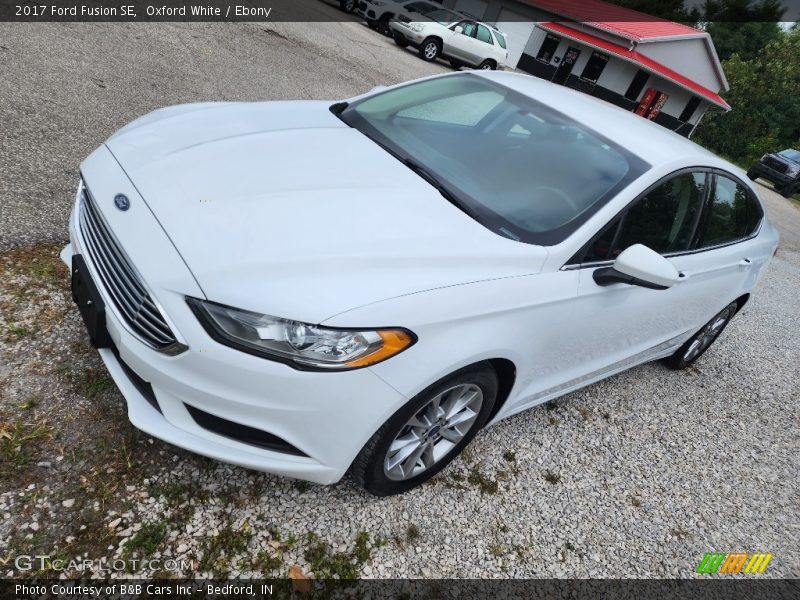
xmin=679 ymin=96 xmax=702 ymax=122
xmin=536 ymin=34 xmax=560 ymax=63
xmin=580 ymin=51 xmax=609 ymax=83
xmin=624 ymin=69 xmax=650 ymax=101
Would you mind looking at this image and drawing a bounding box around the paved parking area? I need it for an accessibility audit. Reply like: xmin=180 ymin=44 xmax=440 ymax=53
xmin=0 ymin=16 xmax=798 ymax=579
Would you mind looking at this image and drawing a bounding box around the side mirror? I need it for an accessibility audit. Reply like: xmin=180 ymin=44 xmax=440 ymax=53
xmin=593 ymin=244 xmax=681 ymax=290
xmin=454 ymin=25 xmax=464 ymax=34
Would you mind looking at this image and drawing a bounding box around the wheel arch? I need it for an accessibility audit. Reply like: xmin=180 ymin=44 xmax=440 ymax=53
xmin=486 ymin=358 xmax=516 ymax=424
xmin=734 ymin=293 xmax=751 ymax=312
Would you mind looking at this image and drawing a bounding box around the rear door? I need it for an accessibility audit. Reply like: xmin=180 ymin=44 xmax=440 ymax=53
xmin=562 ymin=169 xmax=763 ymax=386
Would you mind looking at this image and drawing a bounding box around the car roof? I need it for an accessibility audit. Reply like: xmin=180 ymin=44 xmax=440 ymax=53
xmin=476 ymin=70 xmax=720 ymax=167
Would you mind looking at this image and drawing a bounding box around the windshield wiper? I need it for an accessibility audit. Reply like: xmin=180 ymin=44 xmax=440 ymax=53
xmin=401 ymin=157 xmax=481 ymax=222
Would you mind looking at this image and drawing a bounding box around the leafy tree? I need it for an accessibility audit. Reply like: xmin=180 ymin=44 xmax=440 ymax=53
xmin=693 ymin=28 xmax=800 ymax=166
xmin=612 ymin=0 xmax=701 ymax=23
xmin=702 ymin=0 xmax=785 ymax=61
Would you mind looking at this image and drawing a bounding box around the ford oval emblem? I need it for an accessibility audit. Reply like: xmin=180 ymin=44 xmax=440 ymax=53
xmin=114 ymin=194 xmax=130 ymax=211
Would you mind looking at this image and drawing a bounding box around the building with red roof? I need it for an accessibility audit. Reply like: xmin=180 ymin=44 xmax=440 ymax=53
xmin=441 ymin=0 xmax=729 ymax=136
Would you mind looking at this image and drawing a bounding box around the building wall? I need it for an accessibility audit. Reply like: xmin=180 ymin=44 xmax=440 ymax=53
xmin=442 ymin=0 xmax=717 ymax=136
xmin=636 ymin=38 xmax=721 ymax=91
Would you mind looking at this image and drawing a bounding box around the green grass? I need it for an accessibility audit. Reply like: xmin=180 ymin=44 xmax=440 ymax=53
xmin=406 ymin=524 xmax=420 ymax=542
xmin=303 ymin=531 xmax=382 ymax=579
xmin=467 ymin=467 xmax=498 ymax=495
xmin=199 ymin=522 xmax=253 ymax=574
xmin=0 ymin=419 xmax=55 ymax=473
xmin=543 ymin=470 xmax=561 ymax=485
xmin=82 ymin=368 xmax=114 ymax=399
xmin=122 ymin=520 xmax=168 ymax=561
xmin=5 ymin=324 xmax=30 ymax=338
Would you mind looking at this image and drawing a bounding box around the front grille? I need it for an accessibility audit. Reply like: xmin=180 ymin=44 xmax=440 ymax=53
xmin=764 ymin=156 xmax=788 ymax=174
xmin=78 ymin=186 xmax=180 ymax=352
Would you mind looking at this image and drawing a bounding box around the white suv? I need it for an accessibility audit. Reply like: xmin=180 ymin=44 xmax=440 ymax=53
xmin=391 ymin=12 xmax=508 ymax=69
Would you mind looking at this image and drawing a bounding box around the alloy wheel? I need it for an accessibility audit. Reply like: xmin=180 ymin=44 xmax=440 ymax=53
xmin=424 ymin=43 xmax=438 ymax=60
xmin=683 ymin=306 xmax=734 ymax=362
xmin=383 ymin=383 xmax=483 ymax=481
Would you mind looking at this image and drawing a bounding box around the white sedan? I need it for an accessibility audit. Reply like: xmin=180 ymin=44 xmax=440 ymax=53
xmin=64 ymin=72 xmax=778 ymax=495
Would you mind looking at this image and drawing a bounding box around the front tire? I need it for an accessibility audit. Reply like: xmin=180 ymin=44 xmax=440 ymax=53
xmin=663 ymin=302 xmax=738 ymax=370
xmin=419 ymin=38 xmax=441 ymax=62
xmin=778 ymin=182 xmax=796 ymax=198
xmin=393 ymin=34 xmax=409 ymax=48
xmin=478 ymin=59 xmax=496 ymax=70
xmin=350 ymin=365 xmax=498 ymax=496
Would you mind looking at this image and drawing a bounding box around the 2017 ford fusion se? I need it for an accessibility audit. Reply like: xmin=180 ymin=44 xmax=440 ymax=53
xmin=64 ymin=72 xmax=778 ymax=495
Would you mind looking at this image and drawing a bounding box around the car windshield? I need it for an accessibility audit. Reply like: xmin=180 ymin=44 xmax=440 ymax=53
xmin=778 ymin=149 xmax=800 ymax=163
xmin=339 ymin=74 xmax=648 ymax=245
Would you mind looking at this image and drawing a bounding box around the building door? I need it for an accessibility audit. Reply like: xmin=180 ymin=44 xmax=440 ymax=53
xmin=552 ymin=46 xmax=580 ymax=85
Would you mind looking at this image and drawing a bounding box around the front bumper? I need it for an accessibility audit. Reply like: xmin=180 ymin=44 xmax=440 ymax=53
xmin=390 ymin=22 xmax=424 ymax=45
xmin=66 ymin=147 xmax=408 ymax=484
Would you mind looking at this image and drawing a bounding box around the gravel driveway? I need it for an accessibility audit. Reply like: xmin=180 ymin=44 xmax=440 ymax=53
xmin=0 ymin=16 xmax=798 ymax=579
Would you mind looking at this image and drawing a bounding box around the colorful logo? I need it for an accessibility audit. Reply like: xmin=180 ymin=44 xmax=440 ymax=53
xmin=696 ymin=552 xmax=773 ymax=574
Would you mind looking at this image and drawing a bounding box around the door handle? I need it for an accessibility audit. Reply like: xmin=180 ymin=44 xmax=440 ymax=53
xmin=739 ymin=258 xmax=752 ymax=268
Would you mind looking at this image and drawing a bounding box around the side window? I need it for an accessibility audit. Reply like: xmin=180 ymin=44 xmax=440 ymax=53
xmin=476 ymin=25 xmax=493 ymax=45
xmin=494 ymin=31 xmax=507 ymax=49
xmin=698 ymin=175 xmax=762 ymax=247
xmin=572 ymin=172 xmax=707 ymax=264
xmin=613 ymin=173 xmax=706 ymax=255
xmin=455 ymin=21 xmax=477 ymax=37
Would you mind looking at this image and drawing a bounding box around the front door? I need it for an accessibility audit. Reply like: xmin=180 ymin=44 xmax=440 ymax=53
xmin=552 ymin=46 xmax=580 ymax=85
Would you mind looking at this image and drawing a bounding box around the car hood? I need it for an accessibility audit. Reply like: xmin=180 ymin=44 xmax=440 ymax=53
xmin=105 ymin=101 xmax=546 ymax=323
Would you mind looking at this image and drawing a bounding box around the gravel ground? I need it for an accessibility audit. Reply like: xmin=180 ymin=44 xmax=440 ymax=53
xmin=1 ymin=17 xmax=799 ymax=580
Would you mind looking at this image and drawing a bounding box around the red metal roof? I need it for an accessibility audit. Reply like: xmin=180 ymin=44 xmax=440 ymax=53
xmin=539 ymin=22 xmax=731 ymax=110
xmin=524 ymin=0 xmax=705 ymax=41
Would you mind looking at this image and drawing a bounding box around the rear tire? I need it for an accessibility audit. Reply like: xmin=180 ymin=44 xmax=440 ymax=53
xmin=662 ymin=302 xmax=738 ymax=370
xmin=377 ymin=14 xmax=393 ymax=36
xmin=339 ymin=0 xmax=356 ymax=13
xmin=419 ymin=38 xmax=441 ymax=62
xmin=478 ymin=59 xmax=496 ymax=70
xmin=449 ymin=59 xmax=462 ymax=70
xmin=350 ymin=364 xmax=498 ymax=496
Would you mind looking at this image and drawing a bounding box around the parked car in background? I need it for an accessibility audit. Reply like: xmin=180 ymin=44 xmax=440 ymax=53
xmin=357 ymin=0 xmax=443 ymax=36
xmin=391 ymin=13 xmax=508 ymax=69
xmin=339 ymin=0 xmax=358 ymax=13
xmin=748 ymin=148 xmax=800 ymax=198
xmin=65 ymin=72 xmax=777 ymax=496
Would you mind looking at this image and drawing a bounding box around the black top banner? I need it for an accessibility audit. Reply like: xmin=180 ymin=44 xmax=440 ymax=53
xmin=2 ymin=0 xmax=799 ymax=22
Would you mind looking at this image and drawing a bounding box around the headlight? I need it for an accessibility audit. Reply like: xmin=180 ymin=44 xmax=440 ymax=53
xmin=187 ymin=298 xmax=415 ymax=370
xmin=408 ymin=22 xmax=425 ymax=32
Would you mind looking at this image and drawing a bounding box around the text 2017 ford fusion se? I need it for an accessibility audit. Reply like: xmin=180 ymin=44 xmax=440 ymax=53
xmin=64 ymin=72 xmax=778 ymax=495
